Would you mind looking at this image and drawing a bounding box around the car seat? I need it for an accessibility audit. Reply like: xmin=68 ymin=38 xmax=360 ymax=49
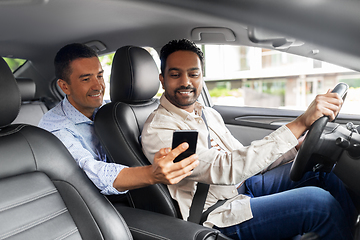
xmin=94 ymin=45 xmax=182 ymax=217
xmin=12 ymin=78 xmax=50 ymax=126
xmin=0 ymin=56 xmax=132 ymax=239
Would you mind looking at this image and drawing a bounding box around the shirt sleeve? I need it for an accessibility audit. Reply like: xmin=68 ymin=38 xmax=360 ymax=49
xmin=142 ymin=108 xmax=299 ymax=186
xmin=52 ymin=129 xmax=127 ymax=195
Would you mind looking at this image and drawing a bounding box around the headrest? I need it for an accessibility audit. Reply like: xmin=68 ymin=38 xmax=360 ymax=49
xmin=110 ymin=46 xmax=160 ymax=103
xmin=15 ymin=78 xmax=36 ymax=101
xmin=0 ymin=57 xmax=21 ymax=127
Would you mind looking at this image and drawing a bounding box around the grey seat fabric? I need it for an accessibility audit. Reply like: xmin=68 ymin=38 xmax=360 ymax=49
xmin=12 ymin=78 xmax=49 ymax=125
xmin=0 ymin=57 xmax=132 ymax=239
xmin=94 ymin=46 xmax=183 ymax=217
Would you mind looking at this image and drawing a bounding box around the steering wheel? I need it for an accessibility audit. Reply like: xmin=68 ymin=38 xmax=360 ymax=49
xmin=290 ymin=83 xmax=349 ymax=181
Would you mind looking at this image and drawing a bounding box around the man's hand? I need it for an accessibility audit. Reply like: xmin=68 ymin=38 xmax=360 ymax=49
xmin=287 ymin=90 xmax=343 ymax=139
xmin=113 ymin=143 xmax=199 ymax=192
xmin=151 ymin=143 xmax=199 ymax=185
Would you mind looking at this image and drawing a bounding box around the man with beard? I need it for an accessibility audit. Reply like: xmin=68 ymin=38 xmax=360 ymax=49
xmin=141 ymin=39 xmax=356 ymax=240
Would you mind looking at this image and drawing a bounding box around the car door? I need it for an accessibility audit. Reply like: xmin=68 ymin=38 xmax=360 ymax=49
xmin=198 ymin=44 xmax=360 ymax=146
xmin=209 ymin=103 xmax=360 ymax=146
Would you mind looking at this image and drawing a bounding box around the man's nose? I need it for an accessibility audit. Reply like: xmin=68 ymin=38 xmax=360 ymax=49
xmin=91 ymin=78 xmax=103 ymax=90
xmin=179 ymin=74 xmax=191 ymax=86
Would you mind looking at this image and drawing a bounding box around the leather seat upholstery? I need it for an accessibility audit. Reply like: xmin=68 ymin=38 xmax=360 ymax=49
xmin=0 ymin=57 xmax=132 ymax=239
xmin=94 ymin=46 xmax=182 ymax=218
xmin=12 ymin=78 xmax=49 ymax=125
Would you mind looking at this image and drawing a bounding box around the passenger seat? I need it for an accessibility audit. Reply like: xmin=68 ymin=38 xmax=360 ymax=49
xmin=12 ymin=78 xmax=50 ymax=125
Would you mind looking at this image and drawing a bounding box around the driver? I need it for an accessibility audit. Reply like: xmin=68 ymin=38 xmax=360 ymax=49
xmin=141 ymin=39 xmax=357 ymax=240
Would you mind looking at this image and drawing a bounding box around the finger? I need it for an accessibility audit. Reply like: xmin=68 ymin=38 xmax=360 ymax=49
xmin=175 ymin=153 xmax=199 ymax=168
xmin=154 ymin=147 xmax=171 ymax=159
xmin=167 ymin=155 xmax=199 ymax=184
xmin=163 ymin=142 xmax=189 ymax=162
xmin=172 ymin=154 xmax=199 ymax=175
xmin=314 ymin=94 xmax=342 ymax=113
xmin=153 ymin=148 xmax=169 ymax=163
xmin=167 ymin=170 xmax=195 ymax=185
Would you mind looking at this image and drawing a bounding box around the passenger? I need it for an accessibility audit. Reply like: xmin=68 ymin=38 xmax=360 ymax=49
xmin=141 ymin=39 xmax=357 ymax=240
xmin=38 ymin=43 xmax=199 ymax=195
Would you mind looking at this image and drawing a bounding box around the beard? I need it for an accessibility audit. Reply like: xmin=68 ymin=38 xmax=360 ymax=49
xmin=166 ymin=86 xmax=199 ymax=108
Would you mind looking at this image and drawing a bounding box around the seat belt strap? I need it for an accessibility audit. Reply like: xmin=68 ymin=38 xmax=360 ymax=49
xmin=199 ymin=199 xmax=227 ymax=225
xmin=187 ymin=182 xmax=210 ymax=223
xmin=187 ymin=110 xmax=211 ymax=224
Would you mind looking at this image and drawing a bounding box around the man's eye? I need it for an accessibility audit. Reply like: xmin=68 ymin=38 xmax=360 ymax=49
xmin=82 ymin=78 xmax=89 ymax=82
xmin=190 ymin=73 xmax=200 ymax=78
xmin=170 ymin=73 xmax=180 ymax=78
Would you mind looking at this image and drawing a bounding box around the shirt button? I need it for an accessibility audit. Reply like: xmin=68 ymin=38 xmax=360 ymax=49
xmin=232 ymin=190 xmax=236 ymax=193
xmin=198 ymin=119 xmax=203 ymax=124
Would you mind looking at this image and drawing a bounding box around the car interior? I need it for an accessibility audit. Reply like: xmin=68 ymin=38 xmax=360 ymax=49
xmin=2 ymin=0 xmax=360 ymax=239
xmin=0 ymin=57 xmax=133 ymax=240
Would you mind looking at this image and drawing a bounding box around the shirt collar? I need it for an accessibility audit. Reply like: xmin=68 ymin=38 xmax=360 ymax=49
xmin=62 ymin=96 xmax=106 ymax=124
xmin=159 ymin=94 xmax=204 ymax=120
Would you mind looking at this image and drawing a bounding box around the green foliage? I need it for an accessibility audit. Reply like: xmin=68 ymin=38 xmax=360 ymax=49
xmin=209 ymin=87 xmax=233 ymax=97
xmin=341 ymin=79 xmax=360 ymax=88
xmin=99 ymin=53 xmax=115 ymax=66
xmin=3 ymin=57 xmax=26 ymax=72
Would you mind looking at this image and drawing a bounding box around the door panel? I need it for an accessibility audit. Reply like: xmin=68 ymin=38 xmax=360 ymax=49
xmin=213 ymin=105 xmax=360 ymax=146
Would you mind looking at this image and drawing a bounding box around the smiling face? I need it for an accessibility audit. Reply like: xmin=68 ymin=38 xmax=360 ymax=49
xmin=57 ymin=57 xmax=105 ymax=119
xmin=160 ymin=50 xmax=203 ymax=113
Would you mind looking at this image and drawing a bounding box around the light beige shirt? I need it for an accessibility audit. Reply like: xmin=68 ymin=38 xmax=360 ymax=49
xmin=142 ymin=95 xmax=298 ymax=228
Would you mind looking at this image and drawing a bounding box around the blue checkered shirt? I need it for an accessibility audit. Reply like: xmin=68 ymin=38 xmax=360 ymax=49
xmin=38 ymin=97 xmax=126 ymax=195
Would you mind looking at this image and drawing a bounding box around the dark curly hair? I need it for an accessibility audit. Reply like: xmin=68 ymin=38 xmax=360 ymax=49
xmin=54 ymin=43 xmax=98 ymax=83
xmin=160 ymin=39 xmax=204 ymax=76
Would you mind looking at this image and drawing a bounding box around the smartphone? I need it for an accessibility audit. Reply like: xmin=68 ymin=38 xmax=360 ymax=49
xmin=171 ymin=130 xmax=198 ymax=163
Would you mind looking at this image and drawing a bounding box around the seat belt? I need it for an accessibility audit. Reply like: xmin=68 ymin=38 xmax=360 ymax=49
xmin=187 ymin=110 xmax=211 ymax=224
xmin=187 ymin=110 xmax=247 ymax=224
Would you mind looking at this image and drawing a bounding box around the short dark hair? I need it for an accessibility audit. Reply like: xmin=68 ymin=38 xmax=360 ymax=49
xmin=54 ymin=43 xmax=98 ymax=83
xmin=160 ymin=39 xmax=204 ymax=76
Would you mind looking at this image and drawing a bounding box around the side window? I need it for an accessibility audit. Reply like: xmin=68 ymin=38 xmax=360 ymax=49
xmin=200 ymin=45 xmax=360 ymax=115
xmin=99 ymin=47 xmax=161 ymax=101
xmin=2 ymin=57 xmax=27 ymax=72
xmin=99 ymin=53 xmax=115 ymax=101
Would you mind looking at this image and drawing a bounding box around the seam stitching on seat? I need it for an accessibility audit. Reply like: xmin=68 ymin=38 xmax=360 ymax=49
xmin=53 ymin=227 xmax=79 ymax=240
xmin=128 ymin=226 xmax=170 ymax=240
xmin=0 ymin=124 xmax=25 ymax=137
xmin=0 ymin=188 xmax=58 ymax=213
xmin=0 ymin=207 xmax=70 ymax=239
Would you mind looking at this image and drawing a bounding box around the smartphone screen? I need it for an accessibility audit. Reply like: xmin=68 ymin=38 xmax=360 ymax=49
xmin=171 ymin=130 xmax=198 ymax=163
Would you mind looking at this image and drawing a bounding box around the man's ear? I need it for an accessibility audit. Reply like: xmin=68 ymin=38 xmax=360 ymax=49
xmin=159 ymin=73 xmax=165 ymax=90
xmin=57 ymin=79 xmax=70 ymax=95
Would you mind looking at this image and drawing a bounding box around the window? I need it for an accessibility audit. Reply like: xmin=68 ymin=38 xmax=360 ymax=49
xmin=3 ymin=57 xmax=26 ymax=72
xmin=201 ymin=44 xmax=360 ymax=115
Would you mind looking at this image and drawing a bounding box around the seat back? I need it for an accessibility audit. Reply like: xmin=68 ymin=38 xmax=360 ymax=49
xmin=95 ymin=46 xmax=182 ymax=218
xmin=0 ymin=57 xmax=132 ymax=240
xmin=12 ymin=78 xmax=50 ymax=125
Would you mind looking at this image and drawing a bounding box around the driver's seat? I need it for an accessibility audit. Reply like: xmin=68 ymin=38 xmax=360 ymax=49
xmin=0 ymin=55 xmax=132 ymax=239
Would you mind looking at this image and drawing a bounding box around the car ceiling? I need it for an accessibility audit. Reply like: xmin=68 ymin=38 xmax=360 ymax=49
xmin=1 ymin=0 xmax=360 ymax=77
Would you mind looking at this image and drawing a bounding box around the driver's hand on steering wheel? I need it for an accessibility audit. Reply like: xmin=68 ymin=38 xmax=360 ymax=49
xmin=286 ymin=89 xmax=343 ymax=139
xmin=295 ymin=134 xmax=306 ymax=150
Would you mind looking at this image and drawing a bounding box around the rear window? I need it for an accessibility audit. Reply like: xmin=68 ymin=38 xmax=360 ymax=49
xmin=3 ymin=57 xmax=26 ymax=72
